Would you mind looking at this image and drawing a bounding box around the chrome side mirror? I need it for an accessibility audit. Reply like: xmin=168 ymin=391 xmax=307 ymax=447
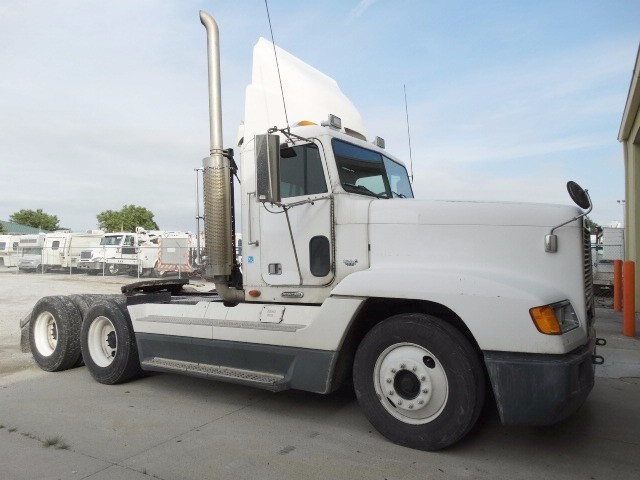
xmin=255 ymin=134 xmax=281 ymax=204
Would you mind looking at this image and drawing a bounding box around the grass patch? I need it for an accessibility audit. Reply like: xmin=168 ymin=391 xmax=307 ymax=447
xmin=42 ymin=435 xmax=69 ymax=449
xmin=0 ymin=425 xmax=5 ymax=429
xmin=8 ymin=427 xmax=17 ymax=433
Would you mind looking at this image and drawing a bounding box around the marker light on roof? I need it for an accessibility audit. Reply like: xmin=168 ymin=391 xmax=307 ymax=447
xmin=373 ymin=136 xmax=385 ymax=149
xmin=293 ymin=120 xmax=317 ymax=127
xmin=321 ymin=114 xmax=342 ymax=130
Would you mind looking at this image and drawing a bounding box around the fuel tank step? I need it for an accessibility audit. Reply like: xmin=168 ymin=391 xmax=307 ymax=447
xmin=141 ymin=357 xmax=288 ymax=391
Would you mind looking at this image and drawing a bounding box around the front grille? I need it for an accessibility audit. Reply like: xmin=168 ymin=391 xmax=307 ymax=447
xmin=80 ymin=251 xmax=92 ymax=260
xmin=583 ymin=221 xmax=595 ymax=323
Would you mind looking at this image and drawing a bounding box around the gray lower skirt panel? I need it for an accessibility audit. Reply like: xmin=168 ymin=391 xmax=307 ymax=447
xmin=135 ymin=333 xmax=338 ymax=394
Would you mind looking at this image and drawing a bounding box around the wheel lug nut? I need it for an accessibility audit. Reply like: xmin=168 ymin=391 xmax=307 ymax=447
xmin=391 ymin=368 xmax=397 ymax=374
xmin=412 ymin=366 xmax=417 ymax=372
xmin=408 ymin=404 xmax=414 ymax=409
xmin=386 ymin=378 xmax=392 ymax=383
xmin=420 ymin=376 xmax=426 ymax=382
xmin=400 ymin=363 xmax=406 ymax=369
xmin=397 ymin=400 xmax=403 ymax=405
xmin=418 ymin=399 xmax=424 ymax=405
xmin=389 ymin=390 xmax=394 ymax=395
xmin=422 ymin=388 xmax=429 ymax=393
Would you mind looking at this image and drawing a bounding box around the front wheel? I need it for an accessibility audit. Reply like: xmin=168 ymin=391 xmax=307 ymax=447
xmin=353 ymin=313 xmax=485 ymax=451
xmin=105 ymin=264 xmax=120 ymax=276
xmin=80 ymin=300 xmax=143 ymax=384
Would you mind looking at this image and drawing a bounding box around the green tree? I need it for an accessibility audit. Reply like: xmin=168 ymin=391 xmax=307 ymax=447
xmin=585 ymin=216 xmax=601 ymax=235
xmin=0 ymin=222 xmax=6 ymax=234
xmin=9 ymin=209 xmax=60 ymax=231
xmin=97 ymin=205 xmax=159 ymax=232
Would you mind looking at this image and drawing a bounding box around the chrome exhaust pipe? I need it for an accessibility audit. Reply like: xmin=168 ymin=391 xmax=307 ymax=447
xmin=200 ymin=11 xmax=243 ymax=302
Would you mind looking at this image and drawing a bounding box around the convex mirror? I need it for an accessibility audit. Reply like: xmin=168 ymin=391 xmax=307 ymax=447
xmin=566 ymin=181 xmax=591 ymax=210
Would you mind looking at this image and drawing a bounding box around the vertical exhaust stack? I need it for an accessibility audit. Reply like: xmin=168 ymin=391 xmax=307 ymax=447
xmin=200 ymin=11 xmax=243 ymax=302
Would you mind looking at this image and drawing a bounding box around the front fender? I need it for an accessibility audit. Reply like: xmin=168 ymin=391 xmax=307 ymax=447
xmin=331 ymin=267 xmax=588 ymax=354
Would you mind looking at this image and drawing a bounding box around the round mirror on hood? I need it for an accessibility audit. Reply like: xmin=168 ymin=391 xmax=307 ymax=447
xmin=566 ymin=181 xmax=591 ymax=210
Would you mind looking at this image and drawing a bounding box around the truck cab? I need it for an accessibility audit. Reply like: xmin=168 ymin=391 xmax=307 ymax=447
xmin=78 ymin=230 xmax=158 ymax=275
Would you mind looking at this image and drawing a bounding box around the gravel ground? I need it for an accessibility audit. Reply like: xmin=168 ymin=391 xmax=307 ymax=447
xmin=0 ymin=267 xmax=135 ymax=381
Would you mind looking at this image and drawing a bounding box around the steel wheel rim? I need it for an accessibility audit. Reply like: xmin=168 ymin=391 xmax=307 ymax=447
xmin=87 ymin=316 xmax=117 ymax=367
xmin=33 ymin=311 xmax=58 ymax=356
xmin=373 ymin=342 xmax=448 ymax=424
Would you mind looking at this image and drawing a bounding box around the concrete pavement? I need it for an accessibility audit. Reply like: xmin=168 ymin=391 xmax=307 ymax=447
xmin=0 ymin=303 xmax=639 ymax=479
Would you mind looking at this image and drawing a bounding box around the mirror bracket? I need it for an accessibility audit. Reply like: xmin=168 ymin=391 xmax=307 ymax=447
xmin=545 ymin=186 xmax=592 ymax=253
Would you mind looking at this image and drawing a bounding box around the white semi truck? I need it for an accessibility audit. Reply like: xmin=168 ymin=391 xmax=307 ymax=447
xmin=77 ymin=228 xmax=159 ymax=276
xmin=23 ymin=11 xmax=601 ymax=451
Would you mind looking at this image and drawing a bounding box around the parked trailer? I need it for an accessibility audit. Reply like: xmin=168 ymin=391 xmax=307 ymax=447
xmin=23 ymin=11 xmax=602 ymax=451
xmin=17 ymin=233 xmax=46 ymax=271
xmin=41 ymin=230 xmax=104 ymax=271
xmin=0 ymin=234 xmax=20 ymax=267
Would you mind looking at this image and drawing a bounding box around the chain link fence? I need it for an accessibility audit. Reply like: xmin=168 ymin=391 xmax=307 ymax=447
xmin=9 ymin=242 xmax=206 ymax=280
xmin=592 ymin=243 xmax=624 ymax=308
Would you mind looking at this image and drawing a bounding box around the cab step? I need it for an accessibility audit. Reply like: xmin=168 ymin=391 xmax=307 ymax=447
xmin=140 ymin=357 xmax=288 ymax=391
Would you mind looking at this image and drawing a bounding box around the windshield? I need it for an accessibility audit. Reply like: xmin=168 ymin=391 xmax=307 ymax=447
xmin=21 ymin=247 xmax=42 ymax=255
xmin=332 ymin=139 xmax=413 ymax=199
xmin=101 ymin=235 xmax=123 ymax=246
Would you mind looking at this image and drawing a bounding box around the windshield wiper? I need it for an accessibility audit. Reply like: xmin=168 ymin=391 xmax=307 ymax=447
xmin=391 ymin=190 xmax=407 ymax=198
xmin=343 ymin=183 xmax=388 ymax=198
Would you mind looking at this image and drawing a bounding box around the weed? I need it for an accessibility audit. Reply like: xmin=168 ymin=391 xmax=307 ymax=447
xmin=8 ymin=427 xmax=17 ymax=433
xmin=42 ymin=435 xmax=69 ymax=450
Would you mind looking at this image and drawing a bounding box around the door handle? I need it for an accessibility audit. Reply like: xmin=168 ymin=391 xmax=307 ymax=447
xmin=248 ymin=192 xmax=259 ymax=246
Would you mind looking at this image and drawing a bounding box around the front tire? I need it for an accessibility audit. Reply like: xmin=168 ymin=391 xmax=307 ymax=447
xmin=105 ymin=264 xmax=120 ymax=276
xmin=80 ymin=300 xmax=143 ymax=384
xmin=353 ymin=313 xmax=485 ymax=451
xmin=29 ymin=296 xmax=83 ymax=372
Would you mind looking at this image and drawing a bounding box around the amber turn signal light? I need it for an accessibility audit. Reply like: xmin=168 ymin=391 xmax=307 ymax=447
xmin=529 ymin=305 xmax=561 ymax=335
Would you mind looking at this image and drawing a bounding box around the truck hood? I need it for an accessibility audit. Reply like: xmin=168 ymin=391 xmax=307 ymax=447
xmin=369 ymin=199 xmax=583 ymax=228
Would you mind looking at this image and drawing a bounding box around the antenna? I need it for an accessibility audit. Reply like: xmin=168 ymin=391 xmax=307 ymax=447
xmin=403 ymin=84 xmax=414 ymax=183
xmin=264 ymin=0 xmax=290 ymax=129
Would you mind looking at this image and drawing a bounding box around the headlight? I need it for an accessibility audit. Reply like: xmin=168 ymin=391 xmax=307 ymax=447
xmin=530 ymin=300 xmax=579 ymax=335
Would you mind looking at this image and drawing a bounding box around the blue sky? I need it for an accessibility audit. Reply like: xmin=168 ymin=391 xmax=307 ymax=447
xmin=0 ymin=0 xmax=638 ymax=230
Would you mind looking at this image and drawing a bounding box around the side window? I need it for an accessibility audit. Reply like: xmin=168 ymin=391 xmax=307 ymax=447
xmin=12 ymin=242 xmax=18 ymax=251
xmin=279 ymin=143 xmax=328 ymax=199
xmin=124 ymin=236 xmax=135 ymax=247
xmin=51 ymin=241 xmax=60 ymax=250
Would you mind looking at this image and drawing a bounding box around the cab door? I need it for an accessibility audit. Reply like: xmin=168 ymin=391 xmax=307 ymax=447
xmin=258 ymin=141 xmax=334 ymax=287
xmin=121 ymin=235 xmax=137 ymax=260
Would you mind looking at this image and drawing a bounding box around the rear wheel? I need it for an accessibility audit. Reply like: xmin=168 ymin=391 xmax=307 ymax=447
xmin=81 ymin=300 xmax=142 ymax=384
xmin=29 ymin=296 xmax=83 ymax=371
xmin=353 ymin=313 xmax=485 ymax=451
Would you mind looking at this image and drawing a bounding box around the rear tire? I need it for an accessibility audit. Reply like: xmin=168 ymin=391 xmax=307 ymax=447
xmin=29 ymin=296 xmax=83 ymax=372
xmin=353 ymin=313 xmax=485 ymax=451
xmin=81 ymin=300 xmax=143 ymax=384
